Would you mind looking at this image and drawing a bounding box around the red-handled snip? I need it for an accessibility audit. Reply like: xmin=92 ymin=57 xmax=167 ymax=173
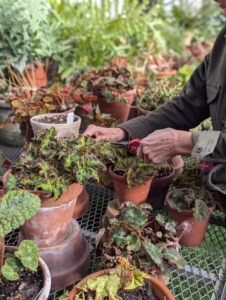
xmin=111 ymin=139 xmax=141 ymax=155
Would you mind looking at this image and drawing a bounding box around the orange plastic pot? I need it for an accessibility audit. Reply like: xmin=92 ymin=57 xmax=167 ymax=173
xmin=165 ymin=191 xmax=215 ymax=247
xmin=69 ymin=269 xmax=175 ymax=300
xmin=108 ymin=166 xmax=154 ymax=206
xmin=96 ymin=89 xmax=136 ymax=124
xmin=3 ymin=170 xmax=83 ymax=247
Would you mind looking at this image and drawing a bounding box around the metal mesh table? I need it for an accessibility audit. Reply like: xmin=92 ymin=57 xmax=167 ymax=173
xmin=1 ymin=145 xmax=226 ymax=300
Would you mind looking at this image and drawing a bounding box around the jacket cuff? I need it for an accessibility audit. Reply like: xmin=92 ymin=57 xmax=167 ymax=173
xmin=191 ymin=131 xmax=220 ymax=160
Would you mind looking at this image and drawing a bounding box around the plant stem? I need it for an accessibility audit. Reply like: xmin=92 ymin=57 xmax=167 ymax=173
xmin=0 ymin=236 xmax=4 ymax=277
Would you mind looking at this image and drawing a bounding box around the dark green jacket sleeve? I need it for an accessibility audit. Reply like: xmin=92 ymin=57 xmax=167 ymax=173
xmin=118 ymin=54 xmax=210 ymax=140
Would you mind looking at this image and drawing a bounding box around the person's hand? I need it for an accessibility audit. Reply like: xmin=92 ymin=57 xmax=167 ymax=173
xmin=137 ymin=128 xmax=193 ymax=164
xmin=83 ymin=124 xmax=128 ymax=141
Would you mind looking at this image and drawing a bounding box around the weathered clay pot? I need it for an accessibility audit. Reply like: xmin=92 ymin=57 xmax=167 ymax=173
xmin=30 ymin=113 xmax=81 ymax=138
xmin=147 ymin=168 xmax=175 ymax=210
xmin=5 ymin=247 xmax=51 ymax=300
xmin=165 ymin=191 xmax=215 ymax=247
xmin=96 ymin=89 xmax=136 ymax=124
xmin=73 ymin=186 xmax=90 ymax=219
xmin=3 ymin=170 xmax=83 ymax=247
xmin=69 ymin=269 xmax=175 ymax=300
xmin=108 ymin=166 xmax=154 ymax=206
xmin=102 ymin=199 xmax=120 ymax=221
xmin=18 ymin=219 xmax=91 ymax=290
xmin=0 ymin=100 xmax=26 ymax=147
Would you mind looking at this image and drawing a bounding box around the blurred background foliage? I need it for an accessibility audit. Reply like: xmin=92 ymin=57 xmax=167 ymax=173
xmin=0 ymin=0 xmax=225 ymax=83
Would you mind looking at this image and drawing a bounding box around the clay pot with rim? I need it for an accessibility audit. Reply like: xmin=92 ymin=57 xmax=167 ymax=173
xmin=108 ymin=166 xmax=154 ymax=207
xmin=68 ymin=269 xmax=175 ymax=300
xmin=96 ymin=89 xmax=136 ymax=124
xmin=73 ymin=186 xmax=90 ymax=219
xmin=147 ymin=158 xmax=184 ymax=210
xmin=30 ymin=113 xmax=81 ymax=138
xmin=24 ymin=63 xmax=47 ymax=88
xmin=4 ymin=247 xmax=51 ymax=300
xmin=165 ymin=190 xmax=215 ymax=247
xmin=3 ymin=169 xmax=83 ymax=247
xmin=102 ymin=199 xmax=120 ymax=221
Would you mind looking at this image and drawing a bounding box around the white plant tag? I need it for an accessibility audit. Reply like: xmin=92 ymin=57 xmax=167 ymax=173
xmin=67 ymin=112 xmax=74 ymax=124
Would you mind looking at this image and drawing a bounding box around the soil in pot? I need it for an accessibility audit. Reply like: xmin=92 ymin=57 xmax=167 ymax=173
xmin=0 ymin=249 xmax=43 ymax=300
xmin=33 ymin=115 xmax=79 ymax=124
xmin=118 ymin=278 xmax=160 ymax=300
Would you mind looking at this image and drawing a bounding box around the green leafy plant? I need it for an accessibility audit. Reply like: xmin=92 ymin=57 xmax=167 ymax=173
xmin=96 ymin=202 xmax=188 ymax=283
xmin=75 ymin=56 xmax=147 ymax=104
xmin=109 ymin=149 xmax=156 ymax=188
xmin=0 ymin=190 xmax=40 ymax=280
xmin=168 ymin=186 xmax=222 ymax=221
xmin=173 ymin=160 xmax=203 ymax=189
xmin=5 ymin=127 xmax=116 ymax=200
xmin=83 ymin=104 xmax=118 ymax=128
xmin=0 ymin=84 xmax=96 ymax=134
xmin=60 ymin=257 xmax=155 ymax=300
xmin=136 ymin=79 xmax=181 ymax=111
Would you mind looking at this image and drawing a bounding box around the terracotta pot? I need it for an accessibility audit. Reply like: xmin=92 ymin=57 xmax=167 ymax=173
xmin=5 ymin=247 xmax=51 ymax=300
xmin=147 ymin=168 xmax=175 ymax=210
xmin=96 ymin=89 xmax=136 ymax=124
xmin=108 ymin=166 xmax=154 ymax=206
xmin=69 ymin=269 xmax=175 ymax=300
xmin=168 ymin=156 xmax=184 ymax=178
xmin=3 ymin=170 xmax=83 ymax=247
xmin=18 ymin=219 xmax=91 ymax=290
xmin=30 ymin=113 xmax=81 ymax=138
xmin=102 ymin=199 xmax=120 ymax=221
xmin=138 ymin=107 xmax=149 ymax=116
xmin=154 ymin=70 xmax=177 ymax=80
xmin=73 ymin=186 xmax=90 ymax=219
xmin=24 ymin=63 xmax=47 ymax=88
xmin=165 ymin=191 xmax=215 ymax=247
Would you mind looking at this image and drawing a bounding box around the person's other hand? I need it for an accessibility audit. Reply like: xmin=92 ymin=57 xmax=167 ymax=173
xmin=83 ymin=124 xmax=128 ymax=141
xmin=137 ymin=128 xmax=193 ymax=164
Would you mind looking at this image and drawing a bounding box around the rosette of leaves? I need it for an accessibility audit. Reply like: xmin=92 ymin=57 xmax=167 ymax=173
xmin=96 ymin=202 xmax=187 ymax=283
xmin=75 ymin=56 xmax=147 ymax=104
xmin=168 ymin=186 xmax=222 ymax=222
xmin=112 ymin=152 xmax=156 ymax=188
xmin=5 ymin=127 xmax=116 ymax=200
xmin=83 ymin=104 xmax=118 ymax=128
xmin=0 ymin=190 xmax=40 ymax=281
xmin=59 ymin=257 xmax=153 ymax=300
xmin=0 ymin=83 xmax=97 ymax=133
xmin=136 ymin=80 xmax=181 ymax=111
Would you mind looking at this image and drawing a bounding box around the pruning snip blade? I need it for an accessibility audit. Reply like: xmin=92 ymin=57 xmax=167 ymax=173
xmin=111 ymin=138 xmax=141 ymax=155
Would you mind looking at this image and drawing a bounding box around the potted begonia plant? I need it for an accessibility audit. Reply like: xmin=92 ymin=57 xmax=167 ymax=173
xmin=96 ymin=202 xmax=188 ymax=284
xmin=3 ymin=127 xmax=117 ymax=289
xmin=75 ymin=56 xmax=147 ymax=124
xmin=165 ymin=186 xmax=223 ymax=247
xmin=60 ymin=257 xmax=175 ymax=300
xmin=0 ymin=190 xmax=51 ymax=299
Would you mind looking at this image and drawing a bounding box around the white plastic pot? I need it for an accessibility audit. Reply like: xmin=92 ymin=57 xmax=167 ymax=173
xmin=30 ymin=113 xmax=81 ymax=138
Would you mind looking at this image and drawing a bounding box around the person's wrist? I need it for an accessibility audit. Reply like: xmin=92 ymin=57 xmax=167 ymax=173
xmin=117 ymin=128 xmax=129 ymax=141
xmin=175 ymin=131 xmax=193 ymax=156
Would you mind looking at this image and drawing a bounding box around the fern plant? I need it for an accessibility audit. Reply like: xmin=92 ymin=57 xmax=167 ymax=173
xmin=0 ymin=190 xmax=40 ymax=281
xmin=96 ymin=202 xmax=188 ymax=284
